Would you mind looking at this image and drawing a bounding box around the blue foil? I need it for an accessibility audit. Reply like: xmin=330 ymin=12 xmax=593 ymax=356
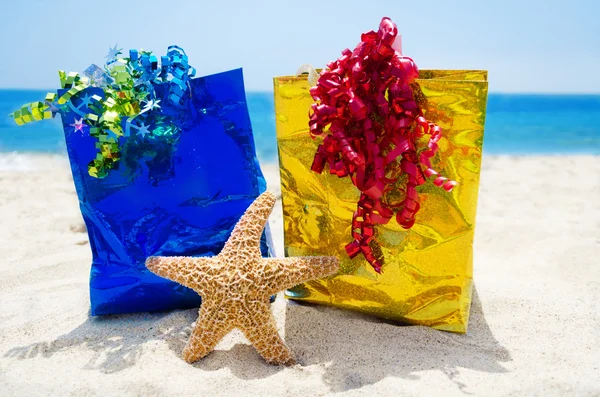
xmin=59 ymin=68 xmax=272 ymax=315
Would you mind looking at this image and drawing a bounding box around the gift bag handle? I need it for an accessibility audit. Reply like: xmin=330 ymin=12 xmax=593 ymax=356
xmin=295 ymin=35 xmax=402 ymax=87
xmin=295 ymin=64 xmax=319 ymax=86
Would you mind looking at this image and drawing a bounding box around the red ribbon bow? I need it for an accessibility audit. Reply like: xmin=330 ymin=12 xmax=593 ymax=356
xmin=309 ymin=17 xmax=455 ymax=273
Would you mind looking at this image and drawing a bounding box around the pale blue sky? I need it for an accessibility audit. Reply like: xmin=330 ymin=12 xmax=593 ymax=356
xmin=0 ymin=0 xmax=598 ymax=93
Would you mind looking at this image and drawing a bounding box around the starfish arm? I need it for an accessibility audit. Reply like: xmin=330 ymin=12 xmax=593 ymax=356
xmin=237 ymin=301 xmax=295 ymax=366
xmin=219 ymin=192 xmax=276 ymax=259
xmin=182 ymin=300 xmax=234 ymax=363
xmin=145 ymin=256 xmax=216 ymax=290
xmin=260 ymin=256 xmax=340 ymax=295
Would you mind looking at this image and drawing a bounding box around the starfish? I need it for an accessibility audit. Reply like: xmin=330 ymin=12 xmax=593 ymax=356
xmin=146 ymin=192 xmax=339 ymax=365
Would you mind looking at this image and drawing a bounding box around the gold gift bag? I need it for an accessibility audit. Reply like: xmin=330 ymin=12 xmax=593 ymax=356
xmin=274 ymin=69 xmax=488 ymax=333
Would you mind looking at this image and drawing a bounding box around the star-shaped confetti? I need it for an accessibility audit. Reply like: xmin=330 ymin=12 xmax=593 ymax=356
xmin=142 ymin=99 xmax=161 ymax=112
xmin=105 ymin=44 xmax=122 ymax=60
xmin=70 ymin=118 xmax=86 ymax=134
xmin=44 ymin=101 xmax=62 ymax=118
xmin=136 ymin=123 xmax=151 ymax=138
xmin=79 ymin=94 xmax=93 ymax=109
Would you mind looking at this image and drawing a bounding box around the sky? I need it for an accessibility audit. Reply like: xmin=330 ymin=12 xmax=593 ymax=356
xmin=0 ymin=0 xmax=598 ymax=93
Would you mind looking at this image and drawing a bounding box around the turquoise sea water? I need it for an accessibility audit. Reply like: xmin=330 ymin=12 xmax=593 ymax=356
xmin=1 ymin=90 xmax=599 ymax=162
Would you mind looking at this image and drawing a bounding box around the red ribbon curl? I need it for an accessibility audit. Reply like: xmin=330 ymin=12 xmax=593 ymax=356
xmin=309 ymin=17 xmax=455 ymax=274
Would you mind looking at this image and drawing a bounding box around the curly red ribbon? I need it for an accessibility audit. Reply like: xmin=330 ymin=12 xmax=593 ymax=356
xmin=309 ymin=17 xmax=455 ymax=273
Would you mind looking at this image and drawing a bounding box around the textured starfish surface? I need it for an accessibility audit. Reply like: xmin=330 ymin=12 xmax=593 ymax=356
xmin=146 ymin=192 xmax=339 ymax=365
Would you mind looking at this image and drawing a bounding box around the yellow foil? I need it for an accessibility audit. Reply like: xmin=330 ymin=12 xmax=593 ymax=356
xmin=274 ymin=70 xmax=488 ymax=333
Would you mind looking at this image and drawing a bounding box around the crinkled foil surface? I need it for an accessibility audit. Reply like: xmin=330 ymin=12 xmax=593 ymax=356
xmin=62 ymin=69 xmax=271 ymax=316
xmin=274 ymin=70 xmax=488 ymax=332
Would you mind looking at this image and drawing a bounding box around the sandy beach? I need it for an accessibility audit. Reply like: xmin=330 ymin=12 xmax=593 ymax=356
xmin=0 ymin=153 xmax=598 ymax=396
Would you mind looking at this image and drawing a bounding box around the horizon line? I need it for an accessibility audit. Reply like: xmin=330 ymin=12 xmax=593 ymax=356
xmin=1 ymin=88 xmax=600 ymax=96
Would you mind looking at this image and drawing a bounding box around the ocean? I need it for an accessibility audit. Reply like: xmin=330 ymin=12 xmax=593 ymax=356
xmin=1 ymin=90 xmax=599 ymax=163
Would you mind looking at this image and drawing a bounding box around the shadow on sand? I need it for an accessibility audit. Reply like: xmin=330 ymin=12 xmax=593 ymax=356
xmin=5 ymin=287 xmax=509 ymax=390
xmin=4 ymin=310 xmax=189 ymax=374
xmin=283 ymin=286 xmax=511 ymax=393
xmin=4 ymin=307 xmax=282 ymax=379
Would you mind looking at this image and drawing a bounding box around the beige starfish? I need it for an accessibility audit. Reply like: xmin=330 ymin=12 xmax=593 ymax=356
xmin=146 ymin=192 xmax=339 ymax=365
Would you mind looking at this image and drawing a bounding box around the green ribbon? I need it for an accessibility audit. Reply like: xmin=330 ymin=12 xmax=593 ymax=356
xmin=9 ymin=45 xmax=195 ymax=179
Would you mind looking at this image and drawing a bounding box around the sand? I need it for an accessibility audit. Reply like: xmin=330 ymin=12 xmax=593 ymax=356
xmin=0 ymin=154 xmax=598 ymax=396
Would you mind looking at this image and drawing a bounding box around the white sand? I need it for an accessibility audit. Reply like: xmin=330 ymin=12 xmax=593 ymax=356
xmin=0 ymin=154 xmax=598 ymax=396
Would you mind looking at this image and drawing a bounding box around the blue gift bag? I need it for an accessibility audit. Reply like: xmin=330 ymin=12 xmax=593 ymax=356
xmin=58 ymin=68 xmax=272 ymax=315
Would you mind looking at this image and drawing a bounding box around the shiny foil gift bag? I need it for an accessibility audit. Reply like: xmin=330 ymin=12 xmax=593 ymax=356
xmin=11 ymin=47 xmax=271 ymax=315
xmin=274 ymin=22 xmax=487 ymax=333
